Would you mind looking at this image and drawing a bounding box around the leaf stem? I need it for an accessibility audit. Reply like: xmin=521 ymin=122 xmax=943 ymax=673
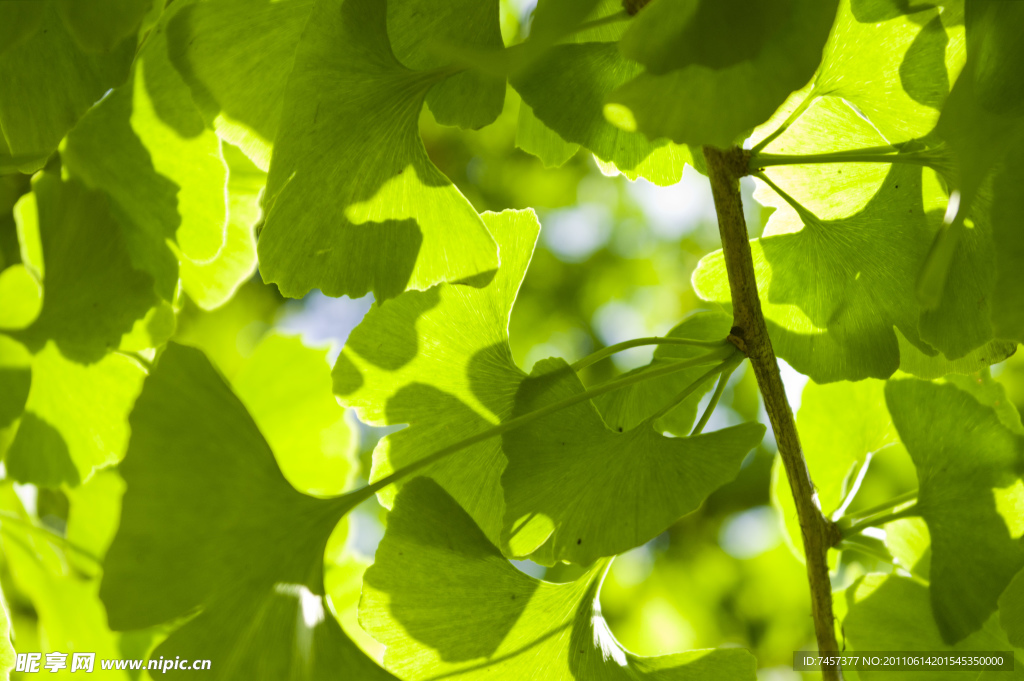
xmin=750 ymin=147 xmax=938 ymax=171
xmin=0 ymin=511 xmax=102 ymax=566
xmin=838 ymin=537 xmax=897 ymax=567
xmin=704 ymin=145 xmax=843 ymax=681
xmin=349 ymin=345 xmax=738 ymax=504
xmin=570 ymin=335 xmax=730 ymax=372
xmin=836 ymin=489 xmax=918 ymax=527
xmin=572 ymin=9 xmax=630 ymax=33
xmin=690 ymin=359 xmax=739 ymax=435
xmin=839 ymin=504 xmax=919 ymax=539
xmin=648 ymin=356 xmax=738 ymax=423
xmin=749 ymin=93 xmax=817 ymax=155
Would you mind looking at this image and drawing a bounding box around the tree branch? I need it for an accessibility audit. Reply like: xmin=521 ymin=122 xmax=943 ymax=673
xmin=703 ymin=146 xmax=843 ymax=681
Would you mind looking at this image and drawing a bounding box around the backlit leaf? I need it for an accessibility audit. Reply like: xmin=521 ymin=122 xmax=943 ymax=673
xmin=886 ymin=378 xmax=1024 ymax=643
xmin=100 ymin=343 xmax=389 ymax=679
xmin=361 ymin=478 xmax=758 ymax=681
xmin=608 ymin=0 xmax=838 ymax=148
xmin=501 ymin=358 xmax=765 ymax=564
xmin=260 ymin=0 xmax=498 ymax=300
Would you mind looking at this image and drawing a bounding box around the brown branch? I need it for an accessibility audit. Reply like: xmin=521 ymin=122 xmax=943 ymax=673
xmin=703 ymin=146 xmax=843 ymax=681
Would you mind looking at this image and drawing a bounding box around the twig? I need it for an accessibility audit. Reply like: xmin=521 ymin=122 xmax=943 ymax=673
xmin=704 ymin=145 xmax=843 ymax=681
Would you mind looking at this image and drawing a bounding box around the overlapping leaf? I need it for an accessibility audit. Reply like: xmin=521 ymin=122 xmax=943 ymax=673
xmin=695 ymin=93 xmax=1015 ymax=382
xmin=510 ymin=0 xmax=694 ymax=185
xmin=501 ymin=357 xmax=764 ymax=565
xmin=0 ymin=482 xmax=145 ymax=680
xmin=62 ymin=1 xmax=258 ymax=311
xmin=592 ymin=311 xmax=732 ymax=435
xmin=336 ymin=211 xmax=760 ymax=563
xmin=929 ymin=1 xmax=1024 ymax=342
xmin=101 ymin=343 xmax=383 ymax=679
xmin=361 ymin=478 xmax=758 ymax=681
xmin=843 ymin=574 xmax=1024 ymax=681
xmin=607 ymin=0 xmax=838 ymax=148
xmin=885 ymin=378 xmax=1024 ymax=643
xmin=0 ymin=175 xmax=155 ymax=487
xmin=335 ymin=210 xmax=536 ymax=545
xmin=0 ymin=2 xmax=136 ymax=162
xmin=166 ymin=0 xmax=500 ymax=300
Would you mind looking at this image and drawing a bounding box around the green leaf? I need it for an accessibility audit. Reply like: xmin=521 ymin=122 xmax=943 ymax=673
xmin=0 ymin=583 xmax=13 ymax=680
xmin=177 ymin=143 xmax=260 ymax=310
xmin=516 ymin=101 xmax=580 ymax=168
xmin=10 ymin=174 xmax=158 ymax=363
xmin=885 ymin=378 xmax=1024 ymax=643
xmin=231 ymin=333 xmax=356 ymax=497
xmin=387 ymin=0 xmax=505 ymax=130
xmin=56 ymin=0 xmax=152 ymax=54
xmin=0 ymin=483 xmax=140 ymax=680
xmin=772 ymin=378 xmax=897 ymax=559
xmin=510 ymin=5 xmax=692 ymax=186
xmin=361 ymin=477 xmax=758 ymax=681
xmin=4 ymin=342 xmax=144 ymax=487
xmin=0 ymin=2 xmax=135 ymax=158
xmin=1001 ymin=569 xmax=1024 ymax=649
xmin=843 ymin=574 xmax=1023 ymax=681
xmin=0 ymin=2 xmax=45 ymax=58
xmin=697 ymin=94 xmax=1015 ymax=381
xmin=591 ymin=311 xmax=733 ymax=435
xmin=165 ymin=0 xmax=313 ymax=170
xmin=100 ymin=343 xmax=390 ymax=679
xmin=608 ymin=0 xmax=838 ymax=148
xmin=334 ymin=209 xmax=538 ymax=547
xmin=62 ymin=5 xmax=246 ymax=307
xmin=501 ymin=358 xmax=764 ymax=565
xmin=814 ymin=0 xmax=964 ymax=144
xmin=0 ymin=264 xmax=41 ymax=330
xmin=259 ymin=0 xmax=498 ymax=300
xmin=0 ymin=335 xmax=30 ymax=455
xmin=933 ymin=3 xmax=1024 ymax=341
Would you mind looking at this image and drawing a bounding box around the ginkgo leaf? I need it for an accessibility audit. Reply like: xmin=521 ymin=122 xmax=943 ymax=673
xmin=259 ymin=0 xmax=498 ymax=300
xmin=510 ymin=1 xmax=692 ymax=186
xmin=501 ymin=358 xmax=765 ymax=565
xmin=0 ymin=484 xmax=142 ymax=680
xmin=62 ymin=2 xmax=239 ymax=303
xmin=696 ymin=96 xmax=1015 ymax=381
xmin=56 ymin=0 xmax=152 ymax=55
xmin=885 ymin=378 xmax=1024 ymax=643
xmin=11 ymin=174 xmax=157 ymax=363
xmin=231 ymin=333 xmax=356 ymax=497
xmin=592 ymin=311 xmax=732 ymax=436
xmin=608 ymin=0 xmax=838 ymax=148
xmin=843 ymin=574 xmax=1023 ymax=681
xmin=177 ymin=143 xmax=260 ymax=310
xmin=772 ymin=378 xmax=897 ymax=559
xmin=1001 ymin=569 xmax=1024 ymax=649
xmin=0 ymin=2 xmax=135 ymax=158
xmin=4 ymin=342 xmax=144 ymax=487
xmin=334 ymin=210 xmax=537 ymax=546
xmin=516 ymin=101 xmax=580 ymax=168
xmin=100 ymin=343 xmax=389 ymax=679
xmin=0 ymin=263 xmax=42 ymax=330
xmin=0 ymin=586 xmax=11 ymax=680
xmin=0 ymin=2 xmax=44 ymax=58
xmin=813 ymin=0 xmax=964 ymax=144
xmin=165 ymin=0 xmax=313 ymax=170
xmin=933 ymin=3 xmax=1024 ymax=342
xmin=387 ymin=0 xmax=504 ymax=130
xmin=360 ymin=477 xmax=758 ymax=681
xmin=0 ymin=335 xmax=30 ymax=454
